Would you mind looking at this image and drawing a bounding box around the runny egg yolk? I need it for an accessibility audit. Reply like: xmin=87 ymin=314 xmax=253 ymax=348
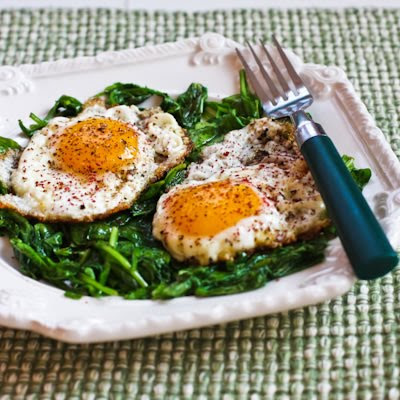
xmin=54 ymin=118 xmax=138 ymax=175
xmin=164 ymin=180 xmax=262 ymax=237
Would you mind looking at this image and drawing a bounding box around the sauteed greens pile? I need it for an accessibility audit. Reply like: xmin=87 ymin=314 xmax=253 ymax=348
xmin=0 ymin=72 xmax=371 ymax=299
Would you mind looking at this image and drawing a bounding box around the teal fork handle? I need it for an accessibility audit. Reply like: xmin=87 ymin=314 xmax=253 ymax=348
xmin=301 ymin=135 xmax=398 ymax=280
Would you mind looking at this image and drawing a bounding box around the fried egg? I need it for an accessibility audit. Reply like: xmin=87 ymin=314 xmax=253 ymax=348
xmin=152 ymin=118 xmax=330 ymax=265
xmin=0 ymin=103 xmax=191 ymax=222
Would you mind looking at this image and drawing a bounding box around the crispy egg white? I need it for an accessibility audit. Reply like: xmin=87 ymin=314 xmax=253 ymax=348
xmin=0 ymin=104 xmax=191 ymax=221
xmin=152 ymin=118 xmax=330 ymax=265
xmin=0 ymin=147 xmax=21 ymax=191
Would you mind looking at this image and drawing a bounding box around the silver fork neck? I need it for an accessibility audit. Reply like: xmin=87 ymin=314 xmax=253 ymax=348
xmin=291 ymin=110 xmax=326 ymax=148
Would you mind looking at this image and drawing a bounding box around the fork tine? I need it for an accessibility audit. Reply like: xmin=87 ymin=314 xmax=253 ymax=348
xmin=272 ymin=35 xmax=304 ymax=93
xmin=235 ymin=48 xmax=274 ymax=106
xmin=259 ymin=40 xmax=290 ymax=100
xmin=246 ymin=40 xmax=281 ymax=103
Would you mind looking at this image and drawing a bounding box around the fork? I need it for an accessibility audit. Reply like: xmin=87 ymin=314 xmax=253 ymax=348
xmin=236 ymin=37 xmax=398 ymax=280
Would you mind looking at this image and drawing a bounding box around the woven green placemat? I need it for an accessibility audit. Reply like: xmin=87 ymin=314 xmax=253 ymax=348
xmin=0 ymin=8 xmax=399 ymax=400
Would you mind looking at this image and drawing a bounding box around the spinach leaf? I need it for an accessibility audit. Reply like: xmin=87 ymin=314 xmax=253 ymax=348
xmin=170 ymin=83 xmax=208 ymax=129
xmin=18 ymin=95 xmax=82 ymax=137
xmin=45 ymin=95 xmax=83 ymax=119
xmin=98 ymin=82 xmax=207 ymax=130
xmin=0 ymin=209 xmax=33 ymax=243
xmin=18 ymin=113 xmax=47 ymax=137
xmin=97 ymin=82 xmax=165 ymax=106
xmin=130 ymin=198 xmax=159 ymax=218
xmin=0 ymin=136 xmax=20 ymax=154
xmin=0 ymin=181 xmax=8 ymax=195
xmin=131 ymin=163 xmax=187 ymax=217
xmin=98 ymin=82 xmax=183 ymax=118
xmin=342 ymin=155 xmax=372 ymax=190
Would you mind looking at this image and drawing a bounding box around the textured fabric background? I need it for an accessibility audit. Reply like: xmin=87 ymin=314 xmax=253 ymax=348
xmin=0 ymin=8 xmax=399 ymax=400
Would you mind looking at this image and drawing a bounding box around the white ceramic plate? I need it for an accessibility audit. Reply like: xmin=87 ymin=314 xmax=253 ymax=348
xmin=0 ymin=33 xmax=399 ymax=343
